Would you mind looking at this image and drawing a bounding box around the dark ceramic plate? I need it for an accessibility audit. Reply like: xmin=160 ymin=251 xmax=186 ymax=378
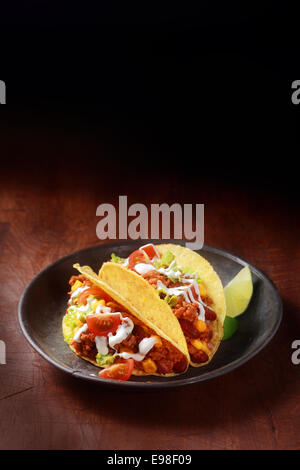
xmin=18 ymin=241 xmax=282 ymax=389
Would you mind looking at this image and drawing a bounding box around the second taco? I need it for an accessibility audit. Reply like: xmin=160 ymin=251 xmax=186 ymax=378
xmin=101 ymin=243 xmax=226 ymax=367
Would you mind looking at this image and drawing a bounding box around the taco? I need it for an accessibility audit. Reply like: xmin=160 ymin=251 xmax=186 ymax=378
xmin=101 ymin=243 xmax=226 ymax=367
xmin=62 ymin=263 xmax=189 ymax=380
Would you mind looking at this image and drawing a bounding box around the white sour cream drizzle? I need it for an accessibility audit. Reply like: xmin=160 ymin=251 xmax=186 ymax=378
xmin=68 ymin=285 xmax=90 ymax=307
xmin=108 ymin=317 xmax=134 ymax=349
xmin=134 ymin=263 xmax=155 ymax=275
xmin=157 ymin=260 xmax=182 ymax=280
xmin=73 ymin=323 xmax=88 ymax=343
xmin=122 ymin=245 xmax=211 ymax=321
xmin=95 ymin=336 xmax=109 ymax=355
xmin=91 ymin=314 xmax=157 ymax=362
xmin=119 ymin=336 xmax=157 ymax=361
xmin=70 ymin=285 xmax=89 ymax=299
xmin=92 ymin=318 xmax=157 ymax=362
xmin=74 ymin=296 xmax=95 ymax=317
xmin=95 ymin=304 xmax=113 ymax=315
xmin=157 ymin=278 xmax=206 ymax=321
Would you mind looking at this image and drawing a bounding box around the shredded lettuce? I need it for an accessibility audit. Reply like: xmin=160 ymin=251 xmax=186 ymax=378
xmin=180 ymin=266 xmax=200 ymax=281
xmin=161 ymin=251 xmax=175 ymax=266
xmin=63 ymin=309 xmax=80 ymax=343
xmin=96 ymin=353 xmax=116 ymax=367
xmin=63 ymin=299 xmax=95 ymax=343
xmin=68 ymin=303 xmax=93 ymax=323
xmin=166 ymin=295 xmax=178 ymax=307
xmin=110 ymin=253 xmax=125 ymax=263
xmin=157 ymin=288 xmax=166 ymax=297
xmin=158 ymin=288 xmax=178 ymax=307
xmin=154 ymin=250 xmax=175 ymax=269
xmin=167 ymin=267 xmax=180 ymax=283
xmin=180 ymin=266 xmax=192 ymax=274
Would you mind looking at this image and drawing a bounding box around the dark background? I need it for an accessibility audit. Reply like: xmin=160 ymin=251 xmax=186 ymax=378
xmin=0 ymin=1 xmax=299 ymax=193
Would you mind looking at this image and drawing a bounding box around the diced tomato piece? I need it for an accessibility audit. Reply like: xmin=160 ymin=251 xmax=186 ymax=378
xmin=128 ymin=250 xmax=148 ymax=270
xmin=77 ymin=286 xmax=111 ymax=305
xmin=140 ymin=244 xmax=158 ymax=260
xmin=86 ymin=313 xmax=121 ymax=337
xmin=99 ymin=358 xmax=134 ymax=381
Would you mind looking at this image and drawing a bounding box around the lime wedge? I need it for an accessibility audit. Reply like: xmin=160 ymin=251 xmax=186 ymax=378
xmin=222 ymin=316 xmax=238 ymax=340
xmin=224 ymin=265 xmax=253 ymax=318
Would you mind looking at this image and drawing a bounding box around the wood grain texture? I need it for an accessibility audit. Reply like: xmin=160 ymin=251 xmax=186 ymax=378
xmin=0 ymin=126 xmax=299 ymax=450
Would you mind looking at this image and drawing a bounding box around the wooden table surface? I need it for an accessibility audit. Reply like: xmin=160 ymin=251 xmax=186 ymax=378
xmin=0 ymin=124 xmax=299 ymax=450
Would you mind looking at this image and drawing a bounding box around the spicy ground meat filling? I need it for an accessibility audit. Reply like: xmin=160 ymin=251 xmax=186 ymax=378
xmin=69 ymin=274 xmax=92 ymax=290
xmin=72 ymin=331 xmax=98 ymax=359
xmin=142 ymin=270 xmax=217 ymax=364
xmin=68 ymin=275 xmax=187 ymax=375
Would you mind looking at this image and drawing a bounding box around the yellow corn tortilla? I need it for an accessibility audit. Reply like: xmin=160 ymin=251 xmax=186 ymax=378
xmin=63 ymin=263 xmax=189 ymax=377
xmin=156 ymin=244 xmax=226 ymax=367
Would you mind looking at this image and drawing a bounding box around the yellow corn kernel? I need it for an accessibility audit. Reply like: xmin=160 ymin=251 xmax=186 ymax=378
xmin=153 ymin=335 xmax=162 ymax=348
xmin=190 ymin=339 xmax=209 ymax=354
xmin=75 ymin=319 xmax=83 ymax=328
xmin=142 ymin=358 xmax=157 ymax=374
xmin=196 ymin=320 xmax=207 ymax=333
xmin=71 ymin=280 xmax=82 ymax=292
xmin=91 ymin=299 xmax=105 ymax=311
xmin=198 ymin=282 xmax=207 ymax=299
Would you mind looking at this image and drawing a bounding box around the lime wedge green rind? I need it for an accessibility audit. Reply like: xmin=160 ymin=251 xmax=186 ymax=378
xmin=224 ymin=265 xmax=253 ymax=318
xmin=222 ymin=316 xmax=238 ymax=340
